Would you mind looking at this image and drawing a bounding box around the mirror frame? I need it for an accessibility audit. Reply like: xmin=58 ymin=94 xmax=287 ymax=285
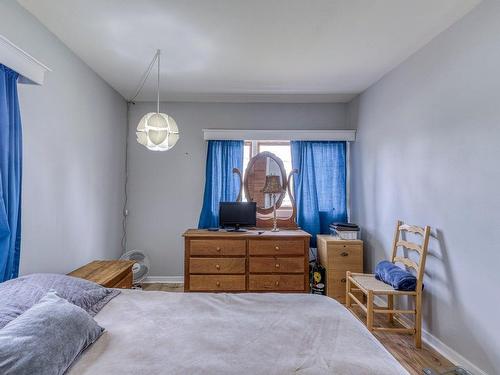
xmin=233 ymin=152 xmax=299 ymax=229
xmin=243 ymin=151 xmax=287 ymax=215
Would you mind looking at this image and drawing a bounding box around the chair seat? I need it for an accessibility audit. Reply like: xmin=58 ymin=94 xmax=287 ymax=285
xmin=349 ymin=273 xmax=416 ymax=295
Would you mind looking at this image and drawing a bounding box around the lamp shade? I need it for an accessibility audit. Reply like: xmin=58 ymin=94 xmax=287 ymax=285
xmin=262 ymin=175 xmax=283 ymax=194
xmin=136 ymin=112 xmax=179 ymax=151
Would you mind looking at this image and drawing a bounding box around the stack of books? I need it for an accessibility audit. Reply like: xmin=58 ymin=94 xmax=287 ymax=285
xmin=329 ymin=222 xmax=360 ymax=240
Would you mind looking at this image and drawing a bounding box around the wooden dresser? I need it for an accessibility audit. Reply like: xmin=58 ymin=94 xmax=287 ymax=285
xmin=317 ymin=235 xmax=363 ymax=303
xmin=184 ymin=229 xmax=310 ymax=293
xmin=68 ymin=260 xmax=135 ymax=289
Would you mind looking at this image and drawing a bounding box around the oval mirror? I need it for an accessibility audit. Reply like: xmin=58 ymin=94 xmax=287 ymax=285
xmin=244 ymin=152 xmax=287 ymax=214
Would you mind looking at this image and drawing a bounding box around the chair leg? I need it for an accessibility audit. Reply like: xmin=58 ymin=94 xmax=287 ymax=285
xmin=367 ymin=291 xmax=374 ymax=331
xmin=345 ymin=272 xmax=351 ymax=307
xmin=387 ymin=294 xmax=394 ymax=324
xmin=415 ymin=293 xmax=422 ymax=348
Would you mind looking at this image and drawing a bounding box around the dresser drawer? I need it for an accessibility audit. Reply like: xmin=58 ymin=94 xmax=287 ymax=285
xmin=328 ymin=271 xmax=364 ymax=303
xmin=249 ymin=239 xmax=304 ymax=256
xmin=249 ymin=257 xmax=305 ymax=273
xmin=190 ymin=258 xmax=245 ymax=274
xmin=327 ymin=270 xmax=350 ymax=296
xmin=189 ymin=275 xmax=246 ymax=291
xmin=327 ymin=245 xmax=363 ymax=272
xmin=248 ymin=275 xmax=304 ymax=291
xmin=190 ymin=239 xmax=246 ymax=256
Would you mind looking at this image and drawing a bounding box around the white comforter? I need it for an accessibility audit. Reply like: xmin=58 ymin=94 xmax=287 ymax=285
xmin=69 ymin=290 xmax=408 ymax=375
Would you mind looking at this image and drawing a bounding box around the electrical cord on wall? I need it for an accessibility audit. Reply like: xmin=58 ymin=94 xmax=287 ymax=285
xmin=121 ymin=101 xmax=131 ymax=253
xmin=121 ymin=50 xmax=161 ymax=253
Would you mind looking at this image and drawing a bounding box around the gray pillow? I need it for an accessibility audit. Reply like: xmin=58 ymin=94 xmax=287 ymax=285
xmin=0 ymin=273 xmax=120 ymax=328
xmin=0 ymin=278 xmax=45 ymax=329
xmin=0 ymin=291 xmax=104 ymax=375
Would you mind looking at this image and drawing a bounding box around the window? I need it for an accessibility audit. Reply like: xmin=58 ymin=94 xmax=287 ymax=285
xmin=242 ymin=141 xmax=293 ymax=208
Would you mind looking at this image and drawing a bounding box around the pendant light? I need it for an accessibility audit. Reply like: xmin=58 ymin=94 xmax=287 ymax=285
xmin=135 ymin=50 xmax=179 ymax=151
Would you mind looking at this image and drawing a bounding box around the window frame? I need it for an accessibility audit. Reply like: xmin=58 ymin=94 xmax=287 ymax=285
xmin=240 ymin=138 xmax=350 ymax=221
xmin=256 ymin=140 xmax=291 ymax=153
xmin=244 ymin=140 xmax=253 ymax=155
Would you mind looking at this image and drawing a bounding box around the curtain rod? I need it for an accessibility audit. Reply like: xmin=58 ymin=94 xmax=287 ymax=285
xmin=202 ymin=129 xmax=356 ymax=141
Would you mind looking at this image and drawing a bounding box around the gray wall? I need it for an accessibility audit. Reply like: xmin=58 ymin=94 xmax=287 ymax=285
xmin=127 ymin=102 xmax=348 ymax=276
xmin=350 ymin=1 xmax=500 ymax=373
xmin=0 ymin=1 xmax=127 ymax=275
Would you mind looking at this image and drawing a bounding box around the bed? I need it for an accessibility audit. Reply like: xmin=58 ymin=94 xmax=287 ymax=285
xmin=68 ymin=290 xmax=409 ymax=375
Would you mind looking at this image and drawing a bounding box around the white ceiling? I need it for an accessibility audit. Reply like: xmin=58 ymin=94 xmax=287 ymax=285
xmin=18 ymin=0 xmax=479 ymax=103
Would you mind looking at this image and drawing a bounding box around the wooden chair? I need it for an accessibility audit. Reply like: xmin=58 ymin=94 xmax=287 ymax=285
xmin=346 ymin=220 xmax=431 ymax=348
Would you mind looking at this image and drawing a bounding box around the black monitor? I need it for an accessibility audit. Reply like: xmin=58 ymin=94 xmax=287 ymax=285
xmin=219 ymin=202 xmax=256 ymax=232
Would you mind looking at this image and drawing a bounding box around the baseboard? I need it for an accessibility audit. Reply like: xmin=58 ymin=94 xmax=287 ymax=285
xmin=421 ymin=329 xmax=489 ymax=375
xmin=373 ymin=296 xmax=488 ymax=375
xmin=142 ymin=276 xmax=183 ymax=284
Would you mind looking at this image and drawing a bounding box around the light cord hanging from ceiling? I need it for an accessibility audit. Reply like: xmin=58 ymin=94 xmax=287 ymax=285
xmin=128 ymin=50 xmax=159 ymax=104
xmin=156 ymin=50 xmax=160 ymax=113
xmin=135 ymin=49 xmax=180 ymax=151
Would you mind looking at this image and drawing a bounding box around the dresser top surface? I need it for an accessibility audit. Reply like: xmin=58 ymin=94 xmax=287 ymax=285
xmin=184 ymin=229 xmax=311 ymax=238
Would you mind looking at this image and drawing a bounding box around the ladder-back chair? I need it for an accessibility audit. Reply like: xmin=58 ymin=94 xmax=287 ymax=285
xmin=346 ymin=220 xmax=431 ymax=348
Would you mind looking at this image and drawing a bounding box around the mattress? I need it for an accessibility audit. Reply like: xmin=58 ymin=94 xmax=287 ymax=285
xmin=69 ymin=290 xmax=409 ymax=375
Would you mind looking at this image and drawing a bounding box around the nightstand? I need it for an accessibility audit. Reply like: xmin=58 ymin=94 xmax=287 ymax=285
xmin=317 ymin=235 xmax=363 ymax=303
xmin=68 ymin=260 xmax=135 ymax=289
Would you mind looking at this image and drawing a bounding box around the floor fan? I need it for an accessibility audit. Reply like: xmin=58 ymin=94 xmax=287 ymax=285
xmin=120 ymin=250 xmax=150 ymax=287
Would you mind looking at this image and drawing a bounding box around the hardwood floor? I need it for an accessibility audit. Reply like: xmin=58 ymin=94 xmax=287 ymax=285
xmin=141 ymin=282 xmax=184 ymax=292
xmin=140 ymin=283 xmax=455 ymax=375
xmin=349 ymin=305 xmax=455 ymax=375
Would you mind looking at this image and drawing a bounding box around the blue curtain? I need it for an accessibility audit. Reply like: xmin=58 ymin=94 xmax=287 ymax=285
xmin=0 ymin=65 xmax=22 ymax=282
xmin=198 ymin=140 xmax=243 ymax=228
xmin=291 ymin=141 xmax=347 ymax=247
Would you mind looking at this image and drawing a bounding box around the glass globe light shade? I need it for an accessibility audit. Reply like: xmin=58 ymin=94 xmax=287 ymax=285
xmin=136 ymin=112 xmax=180 ymax=151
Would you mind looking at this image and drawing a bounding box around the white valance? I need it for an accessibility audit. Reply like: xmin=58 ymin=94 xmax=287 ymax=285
xmin=0 ymin=34 xmax=51 ymax=85
xmin=203 ymin=129 xmax=356 ymax=141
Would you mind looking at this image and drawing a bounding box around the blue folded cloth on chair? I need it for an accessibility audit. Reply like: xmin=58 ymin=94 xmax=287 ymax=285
xmin=375 ymin=260 xmax=418 ymax=291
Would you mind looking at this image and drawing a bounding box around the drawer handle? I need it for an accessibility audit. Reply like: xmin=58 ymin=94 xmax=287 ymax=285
xmin=275 ymin=246 xmax=280 ymax=251
xmin=275 ymin=281 xmax=280 ymax=286
xmin=216 ymin=281 xmax=221 ymax=287
xmin=215 ymin=264 xmax=220 ymax=270
xmin=341 ymin=278 xmax=346 ymax=283
xmin=341 ymin=252 xmax=349 ymax=257
xmin=216 ymin=247 xmax=222 ymax=252
xmin=275 ymin=263 xmax=280 ymax=269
